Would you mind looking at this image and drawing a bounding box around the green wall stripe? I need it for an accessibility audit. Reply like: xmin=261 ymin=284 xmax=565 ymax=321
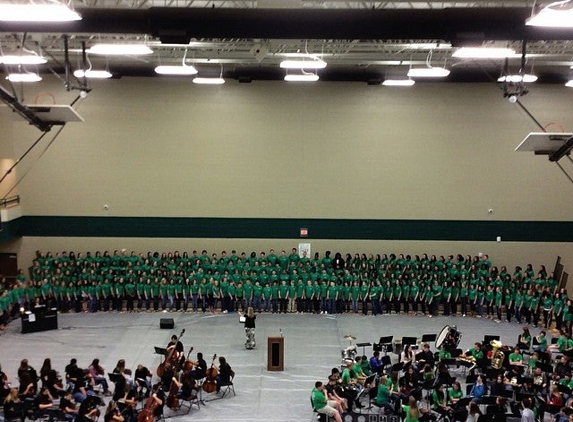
xmin=1 ymin=216 xmax=572 ymax=242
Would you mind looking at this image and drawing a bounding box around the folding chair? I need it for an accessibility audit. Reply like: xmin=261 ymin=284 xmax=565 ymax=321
xmin=178 ymin=389 xmax=201 ymax=414
xmin=219 ymin=374 xmax=235 ymax=398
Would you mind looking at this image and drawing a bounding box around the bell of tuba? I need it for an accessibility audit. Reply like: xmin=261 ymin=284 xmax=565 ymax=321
xmin=490 ymin=340 xmax=505 ymax=369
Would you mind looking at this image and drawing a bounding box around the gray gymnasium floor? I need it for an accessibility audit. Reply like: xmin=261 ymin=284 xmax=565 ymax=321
xmin=0 ymin=312 xmax=543 ymax=422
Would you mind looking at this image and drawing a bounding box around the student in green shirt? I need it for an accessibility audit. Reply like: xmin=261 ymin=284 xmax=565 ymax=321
xmin=402 ymin=396 xmax=421 ymax=422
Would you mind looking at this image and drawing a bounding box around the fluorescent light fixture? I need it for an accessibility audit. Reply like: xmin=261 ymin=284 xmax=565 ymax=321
xmin=407 ymin=67 xmax=450 ymax=78
xmin=192 ymin=77 xmax=225 ymax=85
xmin=452 ymin=47 xmax=516 ymax=59
xmin=6 ymin=73 xmax=42 ymax=82
xmin=526 ymin=0 xmax=573 ymax=27
xmin=88 ymin=44 xmax=153 ymax=56
xmin=0 ymin=3 xmax=81 ymax=21
xmin=382 ymin=79 xmax=415 ymax=86
xmin=73 ymin=69 xmax=112 ymax=79
xmin=155 ymin=65 xmax=198 ymax=75
xmin=566 ymin=80 xmax=573 ymax=87
xmin=284 ymin=74 xmax=319 ymax=82
xmin=0 ymin=54 xmax=47 ymax=65
xmin=497 ymin=74 xmax=538 ymax=83
xmin=280 ymin=59 xmax=327 ymax=69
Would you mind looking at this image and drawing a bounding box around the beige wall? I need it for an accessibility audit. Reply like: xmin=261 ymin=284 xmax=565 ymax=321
xmin=0 ymin=77 xmax=572 ymax=282
xmin=1 ymin=78 xmax=572 ymax=219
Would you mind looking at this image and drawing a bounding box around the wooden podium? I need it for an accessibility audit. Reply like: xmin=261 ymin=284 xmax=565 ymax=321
xmin=267 ymin=336 xmax=284 ymax=371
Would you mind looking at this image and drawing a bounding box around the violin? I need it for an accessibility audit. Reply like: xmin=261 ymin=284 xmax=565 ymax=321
xmin=202 ymin=354 xmax=218 ymax=393
xmin=137 ymin=385 xmax=161 ymax=422
xmin=156 ymin=329 xmax=185 ymax=377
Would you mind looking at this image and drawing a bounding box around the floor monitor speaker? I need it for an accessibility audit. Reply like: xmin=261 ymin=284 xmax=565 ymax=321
xmin=160 ymin=318 xmax=174 ymax=329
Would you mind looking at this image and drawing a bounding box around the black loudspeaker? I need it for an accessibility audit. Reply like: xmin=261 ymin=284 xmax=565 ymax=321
xmin=160 ymin=318 xmax=174 ymax=329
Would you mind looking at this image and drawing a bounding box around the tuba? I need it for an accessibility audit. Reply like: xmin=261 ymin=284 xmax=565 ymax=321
xmin=490 ymin=340 xmax=505 ymax=369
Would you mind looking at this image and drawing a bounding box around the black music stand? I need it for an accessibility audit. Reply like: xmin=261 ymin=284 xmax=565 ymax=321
xmin=154 ymin=347 xmax=167 ymax=355
xmin=391 ymin=362 xmax=404 ymax=372
xmin=377 ymin=336 xmax=393 ymax=355
xmin=483 ymin=335 xmax=500 ymax=345
xmin=357 ymin=342 xmax=372 ymax=356
xmin=535 ymin=361 xmax=554 ymax=373
xmin=557 ymin=384 xmax=572 ymax=395
xmin=402 ymin=336 xmax=417 ymax=345
xmin=421 ymin=334 xmax=437 ymax=345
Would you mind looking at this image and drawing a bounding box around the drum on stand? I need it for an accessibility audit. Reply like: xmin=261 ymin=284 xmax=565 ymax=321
xmin=435 ymin=325 xmax=461 ymax=351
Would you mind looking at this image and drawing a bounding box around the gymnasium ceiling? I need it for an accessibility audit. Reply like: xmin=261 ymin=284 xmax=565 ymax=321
xmin=1 ymin=0 xmax=573 ymax=84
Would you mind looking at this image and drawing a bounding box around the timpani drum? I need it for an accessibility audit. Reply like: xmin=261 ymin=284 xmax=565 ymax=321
xmin=435 ymin=325 xmax=461 ymax=351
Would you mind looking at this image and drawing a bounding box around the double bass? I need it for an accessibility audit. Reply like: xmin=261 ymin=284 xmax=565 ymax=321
xmin=156 ymin=329 xmax=185 ymax=377
xmin=202 ymin=354 xmax=218 ymax=393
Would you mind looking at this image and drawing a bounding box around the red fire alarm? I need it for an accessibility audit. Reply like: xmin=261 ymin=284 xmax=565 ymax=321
xmin=300 ymin=228 xmax=308 ymax=237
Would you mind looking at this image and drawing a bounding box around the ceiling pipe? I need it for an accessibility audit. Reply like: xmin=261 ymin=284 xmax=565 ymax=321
xmin=0 ymin=7 xmax=572 ymax=42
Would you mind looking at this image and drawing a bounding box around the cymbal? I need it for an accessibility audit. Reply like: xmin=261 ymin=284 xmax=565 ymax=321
xmin=344 ymin=335 xmax=356 ymax=340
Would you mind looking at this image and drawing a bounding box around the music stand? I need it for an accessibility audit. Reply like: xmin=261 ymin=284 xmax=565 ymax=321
xmin=535 ymin=361 xmax=554 ymax=373
xmin=421 ymin=334 xmax=437 ymax=344
xmin=557 ymin=384 xmax=572 ymax=395
xmin=154 ymin=347 xmax=167 ymax=355
xmin=391 ymin=362 xmax=404 ymax=372
xmin=378 ymin=336 xmax=393 ymax=355
xmin=483 ymin=335 xmax=500 ymax=345
xmin=455 ymin=397 xmax=472 ymax=409
xmin=357 ymin=342 xmax=372 ymax=356
xmin=402 ymin=336 xmax=417 ymax=345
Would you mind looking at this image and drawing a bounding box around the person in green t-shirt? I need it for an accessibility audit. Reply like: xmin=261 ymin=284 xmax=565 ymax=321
xmin=402 ymin=396 xmax=421 ymax=422
xmin=311 ymin=381 xmax=342 ymax=422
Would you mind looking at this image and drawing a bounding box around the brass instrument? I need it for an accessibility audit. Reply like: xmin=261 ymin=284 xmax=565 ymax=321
xmin=490 ymin=340 xmax=505 ymax=370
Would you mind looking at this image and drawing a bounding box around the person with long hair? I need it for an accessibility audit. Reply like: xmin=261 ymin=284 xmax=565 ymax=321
xmin=402 ymin=395 xmax=420 ymax=422
xmin=240 ymin=307 xmax=257 ymax=349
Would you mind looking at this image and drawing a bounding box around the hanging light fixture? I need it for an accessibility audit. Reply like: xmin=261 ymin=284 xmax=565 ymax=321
xmin=73 ymin=69 xmax=112 ymax=79
xmin=0 ymin=54 xmax=47 ymax=65
xmin=452 ymin=47 xmax=516 ymax=59
xmin=88 ymin=44 xmax=153 ymax=56
xmin=155 ymin=49 xmax=198 ymax=76
xmin=565 ymin=80 xmax=573 ymax=87
xmin=5 ymin=72 xmax=42 ymax=82
xmin=497 ymin=74 xmax=538 ymax=83
xmin=280 ymin=57 xmax=327 ymax=69
xmin=382 ymin=68 xmax=415 ymax=86
xmin=0 ymin=1 xmax=81 ymax=21
xmin=407 ymin=50 xmax=450 ymax=78
xmin=193 ymin=64 xmax=225 ymax=85
xmin=284 ymin=67 xmax=319 ymax=82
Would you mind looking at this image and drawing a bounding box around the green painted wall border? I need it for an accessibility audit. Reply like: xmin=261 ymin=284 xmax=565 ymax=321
xmin=1 ymin=216 xmax=572 ymax=242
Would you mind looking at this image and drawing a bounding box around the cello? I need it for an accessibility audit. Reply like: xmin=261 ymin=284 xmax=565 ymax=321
xmin=136 ymin=385 xmax=161 ymax=422
xmin=202 ymin=354 xmax=218 ymax=393
xmin=156 ymin=329 xmax=185 ymax=377
xmin=182 ymin=347 xmax=195 ymax=372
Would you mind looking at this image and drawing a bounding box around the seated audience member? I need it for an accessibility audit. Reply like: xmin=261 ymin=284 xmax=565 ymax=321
xmin=416 ymin=343 xmax=435 ymax=368
xmin=4 ymin=387 xmax=26 ymax=422
xmin=59 ymin=390 xmax=79 ymax=421
xmin=312 ymin=381 xmax=343 ymax=422
xmin=215 ymin=356 xmax=234 ymax=393
xmin=375 ymin=375 xmax=395 ymax=415
xmin=352 ymin=356 xmax=367 ymax=385
xmin=324 ymin=375 xmax=348 ymax=413
xmin=467 ymin=402 xmax=483 ymax=422
xmin=470 ymin=374 xmax=487 ymax=403
xmin=520 ymin=398 xmax=535 ymax=422
xmin=88 ymin=358 xmax=112 ymax=396
xmin=432 ymin=384 xmax=452 ymax=419
xmin=369 ymin=351 xmax=383 ymax=373
xmin=534 ymin=331 xmax=548 ymax=353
